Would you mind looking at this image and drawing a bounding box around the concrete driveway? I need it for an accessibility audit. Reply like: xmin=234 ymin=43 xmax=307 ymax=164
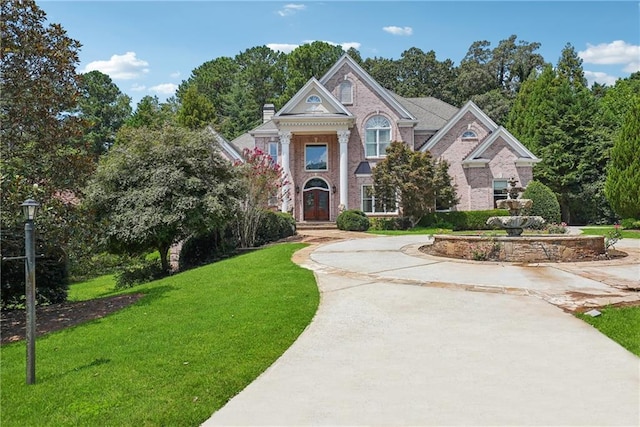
xmin=203 ymin=234 xmax=640 ymax=426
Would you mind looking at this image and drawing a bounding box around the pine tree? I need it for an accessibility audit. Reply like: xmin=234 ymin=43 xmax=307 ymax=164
xmin=605 ymin=96 xmax=640 ymax=219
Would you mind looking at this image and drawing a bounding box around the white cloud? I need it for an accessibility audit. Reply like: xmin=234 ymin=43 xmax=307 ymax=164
xmin=382 ymin=26 xmax=413 ymax=36
xmin=340 ymin=42 xmax=361 ymax=51
xmin=584 ymin=70 xmax=620 ymax=87
xmin=130 ymin=83 xmax=146 ymax=92
xmin=170 ymin=71 xmax=181 ymax=79
xmin=267 ymin=43 xmax=299 ymax=53
xmin=150 ymin=83 xmax=178 ymax=95
xmin=277 ymin=4 xmax=305 ymax=17
xmin=82 ymin=52 xmax=149 ymax=80
xmin=579 ymin=40 xmax=640 ymax=69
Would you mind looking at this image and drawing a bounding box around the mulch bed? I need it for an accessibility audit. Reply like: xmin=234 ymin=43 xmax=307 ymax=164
xmin=1 ymin=293 xmax=144 ymax=345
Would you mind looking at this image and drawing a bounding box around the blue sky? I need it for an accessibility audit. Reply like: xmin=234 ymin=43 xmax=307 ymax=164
xmin=39 ymin=1 xmax=640 ymax=107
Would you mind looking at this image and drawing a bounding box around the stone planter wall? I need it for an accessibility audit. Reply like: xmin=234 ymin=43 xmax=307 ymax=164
xmin=427 ymin=234 xmax=606 ymax=263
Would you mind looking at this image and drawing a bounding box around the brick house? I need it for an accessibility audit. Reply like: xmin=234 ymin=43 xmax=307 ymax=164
xmin=216 ymin=54 xmax=540 ymax=222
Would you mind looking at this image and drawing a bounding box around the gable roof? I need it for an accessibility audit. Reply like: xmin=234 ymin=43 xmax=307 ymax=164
xmin=319 ymin=54 xmax=416 ymax=122
xmin=391 ymin=93 xmax=458 ymax=131
xmin=207 ymin=126 xmax=243 ymax=163
xmin=274 ymin=77 xmax=353 ymax=119
xmin=463 ymin=126 xmax=540 ymax=166
xmin=420 ymin=101 xmax=498 ymax=152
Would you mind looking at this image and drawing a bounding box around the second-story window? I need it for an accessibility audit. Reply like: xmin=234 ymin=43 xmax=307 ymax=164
xmin=339 ymin=81 xmax=352 ymax=104
xmin=365 ymin=115 xmax=391 ymax=158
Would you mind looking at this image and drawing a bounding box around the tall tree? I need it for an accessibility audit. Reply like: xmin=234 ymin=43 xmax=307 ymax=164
xmin=1 ymin=0 xmax=94 ymax=251
xmin=85 ymin=126 xmax=237 ymax=272
xmin=126 ymin=95 xmax=176 ymax=129
xmin=605 ymin=95 xmax=640 ymax=219
xmin=77 ymin=70 xmax=132 ymax=157
xmin=395 ymin=47 xmax=457 ymax=103
xmin=176 ymin=85 xmax=216 ymax=130
xmin=372 ymin=141 xmax=457 ymax=226
xmin=507 ymin=45 xmax=603 ymax=224
xmin=280 ymin=41 xmax=345 ymax=102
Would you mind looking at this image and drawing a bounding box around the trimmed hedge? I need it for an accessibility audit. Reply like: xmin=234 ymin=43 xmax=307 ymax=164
xmin=369 ymin=217 xmax=413 ymax=231
xmin=521 ymin=180 xmax=561 ymax=224
xmin=418 ymin=210 xmax=510 ymax=231
xmin=621 ymin=218 xmax=640 ymax=230
xmin=336 ymin=209 xmax=370 ymax=231
xmin=255 ymin=211 xmax=296 ymax=247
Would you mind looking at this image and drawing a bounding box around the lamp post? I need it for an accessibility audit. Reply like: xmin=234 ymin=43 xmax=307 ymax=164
xmin=21 ymin=198 xmax=39 ymax=385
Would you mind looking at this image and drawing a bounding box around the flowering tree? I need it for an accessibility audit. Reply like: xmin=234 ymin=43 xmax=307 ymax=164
xmin=234 ymin=148 xmax=289 ymax=247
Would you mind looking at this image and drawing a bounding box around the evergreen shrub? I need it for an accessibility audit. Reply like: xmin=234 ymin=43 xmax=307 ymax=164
xmin=419 ymin=210 xmax=509 ymax=231
xmin=521 ymin=180 xmax=561 ymax=224
xmin=620 ymin=218 xmax=640 ymax=230
xmin=179 ymin=228 xmax=237 ymax=271
xmin=115 ymin=259 xmax=166 ymax=289
xmin=369 ymin=217 xmax=412 ymax=230
xmin=336 ymin=210 xmax=370 ymax=231
xmin=1 ymin=228 xmax=69 ymax=309
xmin=255 ymin=211 xmax=296 ymax=246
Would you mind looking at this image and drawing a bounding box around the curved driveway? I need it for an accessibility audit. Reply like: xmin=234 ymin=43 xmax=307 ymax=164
xmin=204 ymin=234 xmax=640 ymax=426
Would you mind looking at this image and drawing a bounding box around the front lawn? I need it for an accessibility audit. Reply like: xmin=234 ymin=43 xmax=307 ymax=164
xmin=576 ymin=305 xmax=640 ymax=357
xmin=1 ymin=243 xmax=318 ymax=427
xmin=580 ymin=226 xmax=640 ymax=239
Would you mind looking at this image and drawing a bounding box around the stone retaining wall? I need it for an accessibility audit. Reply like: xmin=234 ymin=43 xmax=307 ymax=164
xmin=428 ymin=234 xmax=606 ymax=263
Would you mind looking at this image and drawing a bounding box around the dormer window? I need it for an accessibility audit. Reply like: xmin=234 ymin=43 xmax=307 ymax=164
xmin=306 ymin=95 xmax=322 ymax=104
xmin=462 ymin=130 xmax=477 ymax=139
xmin=339 ymin=81 xmax=353 ymax=104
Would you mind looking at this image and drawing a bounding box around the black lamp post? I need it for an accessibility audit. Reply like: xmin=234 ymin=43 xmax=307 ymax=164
xmin=21 ymin=198 xmax=39 ymax=385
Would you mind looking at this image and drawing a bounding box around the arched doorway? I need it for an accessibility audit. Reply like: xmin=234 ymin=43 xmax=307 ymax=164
xmin=303 ymin=178 xmax=330 ymax=221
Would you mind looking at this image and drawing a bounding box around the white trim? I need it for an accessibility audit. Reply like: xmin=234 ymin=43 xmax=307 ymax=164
xmin=465 ymin=126 xmax=540 ymax=162
xmin=420 ymin=101 xmax=498 ymax=152
xmin=207 ymin=126 xmax=243 ymax=162
xmin=275 ymin=77 xmax=353 ymax=118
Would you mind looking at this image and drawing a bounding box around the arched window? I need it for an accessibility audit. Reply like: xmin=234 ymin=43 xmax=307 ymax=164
xmin=306 ymin=95 xmax=322 ymax=104
xmin=461 ymin=130 xmax=477 ymax=139
xmin=339 ymin=81 xmax=352 ymax=104
xmin=365 ymin=115 xmax=391 ymax=157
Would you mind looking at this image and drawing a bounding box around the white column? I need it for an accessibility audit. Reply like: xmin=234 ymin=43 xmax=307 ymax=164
xmin=337 ymin=130 xmax=350 ymax=209
xmin=279 ymin=130 xmax=292 ymax=213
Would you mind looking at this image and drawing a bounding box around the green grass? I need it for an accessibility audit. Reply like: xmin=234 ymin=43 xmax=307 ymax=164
xmin=367 ymin=226 xmax=452 ymax=236
xmin=580 ymin=226 xmax=640 ymax=239
xmin=1 ymin=243 xmax=319 ymax=427
xmin=67 ymin=274 xmax=118 ymax=301
xmin=576 ymin=306 xmax=640 ymax=356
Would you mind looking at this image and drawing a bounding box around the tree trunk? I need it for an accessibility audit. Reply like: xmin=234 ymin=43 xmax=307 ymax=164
xmin=159 ymin=243 xmax=170 ymax=273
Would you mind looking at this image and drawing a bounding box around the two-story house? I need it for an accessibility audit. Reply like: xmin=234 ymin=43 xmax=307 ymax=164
xmin=215 ymin=54 xmax=540 ymax=223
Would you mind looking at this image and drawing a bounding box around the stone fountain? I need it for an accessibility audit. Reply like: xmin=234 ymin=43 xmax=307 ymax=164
xmin=423 ymin=177 xmax=609 ymax=263
xmin=486 ymin=177 xmax=545 ymax=236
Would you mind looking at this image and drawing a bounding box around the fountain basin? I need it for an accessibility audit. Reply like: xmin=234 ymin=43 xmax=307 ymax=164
xmin=486 ymin=215 xmax=545 ymax=236
xmin=425 ymin=234 xmax=606 ymax=263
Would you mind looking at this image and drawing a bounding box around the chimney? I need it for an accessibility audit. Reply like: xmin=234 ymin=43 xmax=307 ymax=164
xmin=263 ymin=103 xmax=275 ymax=123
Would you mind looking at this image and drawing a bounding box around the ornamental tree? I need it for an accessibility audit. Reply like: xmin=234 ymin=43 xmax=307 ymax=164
xmin=372 ymin=141 xmax=457 ymax=227
xmin=233 ymin=147 xmax=289 ymax=248
xmin=84 ymin=126 xmax=237 ymax=272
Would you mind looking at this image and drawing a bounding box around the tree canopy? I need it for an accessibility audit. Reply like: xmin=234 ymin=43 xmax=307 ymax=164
xmin=372 ymin=141 xmax=457 ymax=226
xmin=84 ymin=126 xmax=238 ymax=271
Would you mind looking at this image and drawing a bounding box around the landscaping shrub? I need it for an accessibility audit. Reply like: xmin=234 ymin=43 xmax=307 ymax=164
xmin=255 ymin=211 xmax=296 ymax=246
xmin=369 ymin=216 xmax=412 ymax=231
xmin=115 ymin=259 xmax=166 ymax=289
xmin=1 ymin=228 xmax=68 ymax=309
xmin=418 ymin=210 xmax=509 ymax=231
xmin=521 ymin=180 xmax=561 ymax=224
xmin=621 ymin=218 xmax=640 ymax=230
xmin=179 ymin=227 xmax=237 ymax=271
xmin=336 ymin=209 xmax=370 ymax=231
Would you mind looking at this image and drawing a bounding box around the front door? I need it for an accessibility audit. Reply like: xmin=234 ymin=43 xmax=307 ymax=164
xmin=303 ymin=178 xmax=330 ymax=221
